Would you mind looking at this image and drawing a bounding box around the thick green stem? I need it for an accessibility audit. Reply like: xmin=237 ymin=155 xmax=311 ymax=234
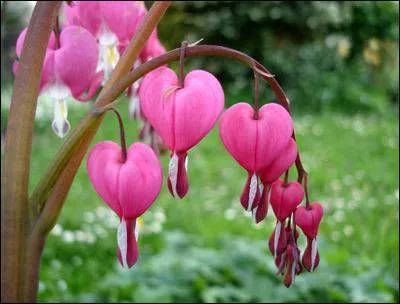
xmin=1 ymin=2 xmax=61 ymax=303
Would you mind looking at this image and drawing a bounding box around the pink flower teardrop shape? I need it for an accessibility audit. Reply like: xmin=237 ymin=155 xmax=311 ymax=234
xmin=87 ymin=141 xmax=163 ymax=268
xmin=294 ymin=202 xmax=324 ymax=239
xmin=219 ymin=102 xmax=293 ymax=211
xmin=270 ymin=180 xmax=304 ymax=222
xmin=139 ymin=67 xmax=224 ymax=198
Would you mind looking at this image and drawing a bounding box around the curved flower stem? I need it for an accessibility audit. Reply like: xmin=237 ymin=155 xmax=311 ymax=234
xmin=253 ymin=70 xmax=260 ymax=119
xmin=178 ymin=41 xmax=188 ymax=88
xmin=303 ymin=172 xmax=311 ymax=209
xmin=96 ymin=45 xmax=308 ymax=183
xmin=94 ymin=108 xmax=127 ymax=162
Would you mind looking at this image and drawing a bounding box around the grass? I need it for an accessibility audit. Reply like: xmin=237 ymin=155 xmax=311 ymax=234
xmin=2 ymin=96 xmax=399 ymax=302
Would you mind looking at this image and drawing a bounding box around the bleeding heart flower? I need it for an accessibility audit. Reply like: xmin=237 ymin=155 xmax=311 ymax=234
xmin=294 ymin=203 xmax=323 ymax=273
xmin=302 ymin=236 xmax=320 ymax=272
xmin=219 ymin=102 xmax=293 ymax=211
xmin=87 ymin=141 xmax=163 ymax=268
xmin=294 ymin=203 xmax=323 ymax=239
xmin=139 ymin=66 xmax=224 ymax=198
xmin=13 ymin=25 xmax=102 ymax=138
xmin=65 ymin=1 xmax=147 ymax=81
xmin=270 ymin=179 xmax=304 ymax=222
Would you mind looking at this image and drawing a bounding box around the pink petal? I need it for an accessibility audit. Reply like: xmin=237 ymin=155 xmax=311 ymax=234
xmin=86 ymin=141 xmax=124 ymax=217
xmin=65 ymin=1 xmax=102 ymax=37
xmin=73 ymin=70 xmax=104 ymax=102
xmin=118 ymin=143 xmax=163 ymax=218
xmin=294 ymin=203 xmax=324 ymax=239
xmin=259 ymin=138 xmax=298 ymax=184
xmin=55 ymin=25 xmax=99 ymax=98
xmin=100 ymin=1 xmax=145 ymax=44
xmin=270 ymin=180 xmax=304 ymax=221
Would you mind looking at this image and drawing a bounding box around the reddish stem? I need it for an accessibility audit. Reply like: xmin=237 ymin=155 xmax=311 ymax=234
xmin=283 ymin=169 xmax=289 ymax=186
xmin=253 ymin=70 xmax=259 ymax=119
xmin=178 ymin=41 xmax=188 ymax=88
xmin=54 ymin=15 xmax=60 ymax=49
xmin=303 ymin=173 xmax=311 ymax=209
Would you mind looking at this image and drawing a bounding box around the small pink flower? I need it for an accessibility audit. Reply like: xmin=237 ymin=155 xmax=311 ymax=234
xmin=270 ymin=179 xmax=304 ymax=222
xmin=13 ymin=25 xmax=102 ymax=137
xmin=294 ymin=203 xmax=324 ymax=272
xmin=139 ymin=67 xmax=224 ymax=198
xmin=87 ymin=141 xmax=163 ymax=268
xmin=219 ymin=102 xmax=293 ymax=212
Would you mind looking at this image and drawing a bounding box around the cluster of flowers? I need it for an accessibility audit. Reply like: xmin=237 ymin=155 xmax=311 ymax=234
xmin=13 ymin=1 xmax=165 ymax=141
xmin=14 ymin=1 xmax=324 ymax=287
xmin=88 ymin=63 xmax=324 ymax=287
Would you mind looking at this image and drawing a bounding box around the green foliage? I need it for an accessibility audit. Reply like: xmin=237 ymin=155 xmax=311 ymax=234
xmin=157 ymin=1 xmax=399 ymax=113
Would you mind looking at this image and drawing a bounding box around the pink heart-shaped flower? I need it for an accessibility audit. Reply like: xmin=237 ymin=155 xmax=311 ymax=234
xmin=294 ymin=203 xmax=324 ymax=239
xmin=219 ymin=102 xmax=293 ymax=211
xmin=87 ymin=141 xmax=163 ymax=268
xmin=139 ymin=66 xmax=224 ymax=152
xmin=139 ymin=66 xmax=224 ymax=198
xmin=219 ymin=102 xmax=293 ymax=172
xmin=270 ymin=180 xmax=304 ymax=221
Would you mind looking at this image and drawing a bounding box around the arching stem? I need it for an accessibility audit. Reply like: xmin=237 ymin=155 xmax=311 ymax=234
xmin=179 ymin=41 xmax=188 ymax=88
xmin=94 ymin=108 xmax=127 ymax=163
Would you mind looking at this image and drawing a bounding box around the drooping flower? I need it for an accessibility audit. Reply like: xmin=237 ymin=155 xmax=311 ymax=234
xmin=219 ymin=102 xmax=293 ymax=212
xmin=268 ymin=179 xmax=304 ymax=258
xmin=13 ymin=25 xmax=102 ymax=137
xmin=87 ymin=141 xmax=163 ymax=268
xmin=139 ymin=67 xmax=224 ymax=198
xmin=294 ymin=203 xmax=324 ymax=272
xmin=274 ymin=226 xmax=302 ymax=288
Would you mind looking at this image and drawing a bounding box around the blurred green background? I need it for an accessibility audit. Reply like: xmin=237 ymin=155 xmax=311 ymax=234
xmin=1 ymin=1 xmax=399 ymax=303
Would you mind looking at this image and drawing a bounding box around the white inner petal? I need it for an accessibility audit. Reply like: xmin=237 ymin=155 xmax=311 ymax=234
xmin=99 ymin=29 xmax=118 ymax=46
xmin=311 ymin=238 xmax=318 ymax=272
xmin=98 ymin=30 xmax=119 ymax=82
xmin=252 ymin=206 xmax=258 ymax=222
xmin=185 ymin=155 xmax=188 ymax=171
xmin=134 ymin=220 xmax=139 ymax=241
xmin=274 ymin=221 xmax=282 ymax=257
xmin=247 ymin=173 xmax=258 ymax=211
xmin=117 ymin=219 xmax=128 ymax=268
xmin=52 ymin=99 xmax=70 ymax=138
xmin=168 ymin=152 xmax=179 ymax=198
